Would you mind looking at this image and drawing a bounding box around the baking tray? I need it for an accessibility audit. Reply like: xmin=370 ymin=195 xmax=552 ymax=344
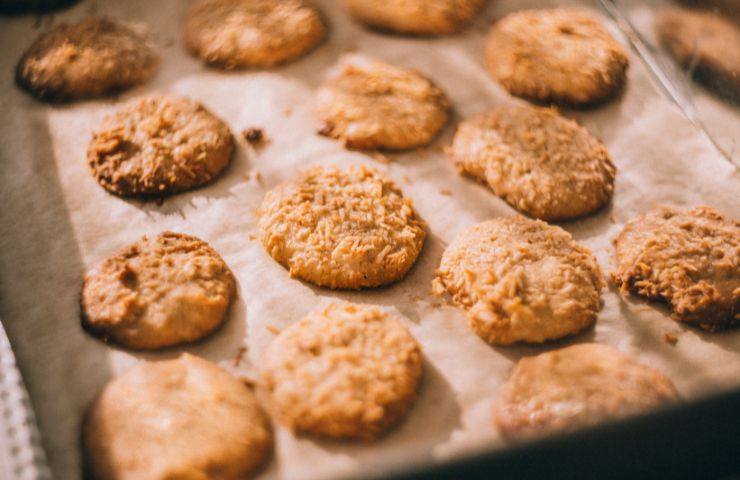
xmin=0 ymin=0 xmax=738 ymax=479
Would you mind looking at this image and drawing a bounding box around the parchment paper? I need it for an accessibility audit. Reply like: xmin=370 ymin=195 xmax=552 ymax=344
xmin=1 ymin=0 xmax=739 ymax=479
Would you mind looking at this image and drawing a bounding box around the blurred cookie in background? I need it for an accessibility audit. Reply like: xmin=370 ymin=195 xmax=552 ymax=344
xmin=342 ymin=0 xmax=485 ymax=36
xmin=485 ymin=8 xmax=629 ymax=106
xmin=183 ymin=0 xmax=326 ymax=69
xmin=657 ymin=7 xmax=740 ymax=102
xmin=16 ymin=16 xmax=158 ymax=101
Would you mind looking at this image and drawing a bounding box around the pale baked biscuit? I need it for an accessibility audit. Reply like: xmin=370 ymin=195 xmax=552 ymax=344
xmin=83 ymin=354 xmax=272 ymax=479
xmin=81 ymin=232 xmax=236 ymax=350
xmin=87 ymin=95 xmax=234 ymax=197
xmin=485 ymin=9 xmax=629 ymax=106
xmin=433 ymin=217 xmax=604 ymax=345
xmin=258 ymin=165 xmax=426 ymax=289
xmin=613 ymin=206 xmax=739 ymax=331
xmin=657 ymin=8 xmax=740 ymax=101
xmin=183 ymin=0 xmax=326 ymax=69
xmin=16 ymin=17 xmax=158 ymax=102
xmin=450 ymin=105 xmax=616 ymax=221
xmin=342 ymin=0 xmax=485 ymax=35
xmin=261 ymin=302 xmax=423 ymax=440
xmin=493 ymin=343 xmax=679 ymax=441
xmin=316 ymin=55 xmax=450 ymax=150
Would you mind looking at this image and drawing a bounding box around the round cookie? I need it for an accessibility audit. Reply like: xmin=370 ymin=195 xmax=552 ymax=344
xmin=81 ymin=232 xmax=236 ymax=350
xmin=450 ymin=105 xmax=616 ymax=221
xmin=342 ymin=0 xmax=485 ymax=36
xmin=613 ymin=206 xmax=739 ymax=331
xmin=258 ymin=165 xmax=426 ymax=289
xmin=315 ymin=55 xmax=450 ymax=150
xmin=485 ymin=9 xmax=629 ymax=106
xmin=657 ymin=8 xmax=740 ymax=101
xmin=493 ymin=343 xmax=679 ymax=441
xmin=83 ymin=354 xmax=272 ymax=479
xmin=183 ymin=0 xmax=326 ymax=69
xmin=87 ymin=95 xmax=234 ymax=197
xmin=16 ymin=17 xmax=158 ymax=102
xmin=432 ymin=217 xmax=604 ymax=345
xmin=261 ymin=302 xmax=423 ymax=440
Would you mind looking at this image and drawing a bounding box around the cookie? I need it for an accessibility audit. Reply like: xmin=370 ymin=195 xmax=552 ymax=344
xmin=432 ymin=217 xmax=604 ymax=345
xmin=315 ymin=55 xmax=450 ymax=150
xmin=613 ymin=206 xmax=739 ymax=331
xmin=342 ymin=0 xmax=485 ymax=35
xmin=657 ymin=8 xmax=740 ymax=101
xmin=16 ymin=17 xmax=158 ymax=102
xmin=183 ymin=0 xmax=326 ymax=69
xmin=258 ymin=165 xmax=426 ymax=289
xmin=87 ymin=95 xmax=234 ymax=197
xmin=261 ymin=302 xmax=423 ymax=440
xmin=485 ymin=9 xmax=629 ymax=106
xmin=450 ymin=105 xmax=616 ymax=221
xmin=81 ymin=232 xmax=236 ymax=350
xmin=83 ymin=354 xmax=272 ymax=479
xmin=493 ymin=343 xmax=679 ymax=441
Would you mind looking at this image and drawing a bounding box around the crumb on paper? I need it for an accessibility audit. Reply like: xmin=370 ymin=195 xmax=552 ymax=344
xmin=266 ymin=324 xmax=281 ymax=335
xmin=242 ymin=127 xmax=266 ymax=144
xmin=248 ymin=234 xmax=257 ymax=241
xmin=403 ymin=175 xmax=412 ymax=184
xmin=244 ymin=170 xmax=263 ymax=184
xmin=439 ymin=188 xmax=452 ymax=196
xmin=283 ymin=107 xmax=293 ymax=117
xmin=609 ymin=212 xmax=616 ymax=224
xmin=664 ymin=332 xmax=678 ymax=345
xmin=233 ymin=346 xmax=248 ymax=366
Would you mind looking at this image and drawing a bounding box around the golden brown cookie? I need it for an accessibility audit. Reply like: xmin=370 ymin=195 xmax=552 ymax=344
xmin=493 ymin=343 xmax=679 ymax=442
xmin=613 ymin=206 xmax=739 ymax=331
xmin=433 ymin=217 xmax=604 ymax=345
xmin=83 ymin=354 xmax=272 ymax=479
xmin=485 ymin=9 xmax=629 ymax=106
xmin=315 ymin=55 xmax=450 ymax=150
xmin=183 ymin=0 xmax=326 ymax=69
xmin=450 ymin=105 xmax=616 ymax=221
xmin=81 ymin=232 xmax=236 ymax=350
xmin=87 ymin=95 xmax=234 ymax=197
xmin=258 ymin=165 xmax=426 ymax=289
xmin=15 ymin=17 xmax=158 ymax=102
xmin=261 ymin=302 xmax=423 ymax=440
xmin=342 ymin=0 xmax=485 ymax=35
xmin=657 ymin=8 xmax=740 ymax=101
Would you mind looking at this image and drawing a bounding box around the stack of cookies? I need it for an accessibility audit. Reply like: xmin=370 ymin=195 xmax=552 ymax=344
xmin=10 ymin=1 xmax=739 ymax=478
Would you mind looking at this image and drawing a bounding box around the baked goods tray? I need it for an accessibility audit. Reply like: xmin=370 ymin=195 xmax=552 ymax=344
xmin=0 ymin=0 xmax=738 ymax=479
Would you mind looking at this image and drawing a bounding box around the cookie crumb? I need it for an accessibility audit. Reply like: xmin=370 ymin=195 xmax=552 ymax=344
xmin=610 ymin=212 xmax=616 ymax=224
xmin=663 ymin=332 xmax=678 ymax=345
xmin=242 ymin=127 xmax=265 ymax=144
xmin=233 ymin=346 xmax=248 ymax=366
xmin=266 ymin=324 xmax=281 ymax=335
xmin=439 ymin=188 xmax=452 ymax=196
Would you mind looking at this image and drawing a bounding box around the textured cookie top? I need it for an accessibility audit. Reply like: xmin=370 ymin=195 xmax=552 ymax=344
xmin=614 ymin=206 xmax=739 ymax=331
xmin=81 ymin=232 xmax=236 ymax=350
xmin=493 ymin=343 xmax=679 ymax=441
xmin=87 ymin=95 xmax=234 ymax=197
xmin=258 ymin=165 xmax=426 ymax=289
xmin=316 ymin=55 xmax=450 ymax=150
xmin=16 ymin=16 xmax=158 ymax=102
xmin=451 ymin=105 xmax=616 ymax=220
xmin=342 ymin=0 xmax=485 ymax=35
xmin=485 ymin=9 xmax=629 ymax=106
xmin=657 ymin=8 xmax=740 ymax=99
xmin=433 ymin=217 xmax=604 ymax=345
xmin=183 ymin=0 xmax=326 ymax=69
xmin=261 ymin=302 xmax=423 ymax=440
xmin=83 ymin=354 xmax=272 ymax=480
